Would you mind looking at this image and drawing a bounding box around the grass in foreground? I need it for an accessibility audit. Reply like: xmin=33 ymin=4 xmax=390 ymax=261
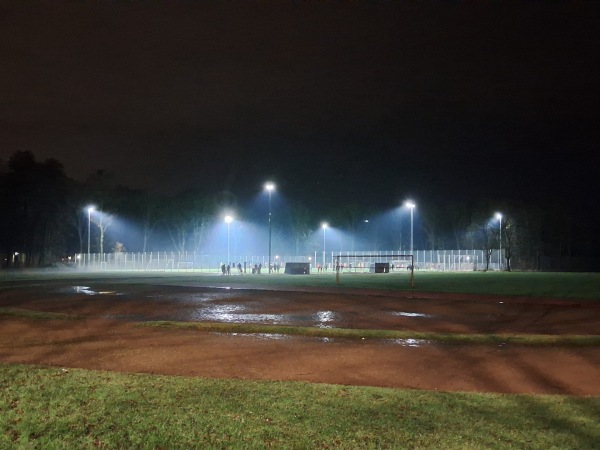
xmin=138 ymin=320 xmax=600 ymax=347
xmin=1 ymin=363 xmax=599 ymax=449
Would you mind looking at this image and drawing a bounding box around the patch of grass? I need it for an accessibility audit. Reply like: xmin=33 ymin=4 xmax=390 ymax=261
xmin=1 ymin=270 xmax=600 ymax=299
xmin=0 ymin=307 xmax=79 ymax=321
xmin=138 ymin=320 xmax=600 ymax=347
xmin=0 ymin=363 xmax=598 ymax=449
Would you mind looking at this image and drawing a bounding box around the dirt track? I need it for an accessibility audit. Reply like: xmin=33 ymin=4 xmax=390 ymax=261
xmin=1 ymin=282 xmax=599 ymax=395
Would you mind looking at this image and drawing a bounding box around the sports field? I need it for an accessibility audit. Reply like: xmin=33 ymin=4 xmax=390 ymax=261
xmin=1 ymin=270 xmax=599 ymax=448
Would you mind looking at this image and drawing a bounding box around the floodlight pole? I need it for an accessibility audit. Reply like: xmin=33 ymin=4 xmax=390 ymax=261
xmin=496 ymin=212 xmax=503 ymax=270
xmin=268 ymin=188 xmax=272 ymax=273
xmin=225 ymin=215 xmax=233 ymax=265
xmin=265 ymin=182 xmax=275 ymax=274
xmin=410 ymin=206 xmax=414 ymax=256
xmin=405 ymin=202 xmax=416 ymax=256
xmin=322 ymin=223 xmax=328 ymax=268
xmin=87 ymin=207 xmax=93 ymax=256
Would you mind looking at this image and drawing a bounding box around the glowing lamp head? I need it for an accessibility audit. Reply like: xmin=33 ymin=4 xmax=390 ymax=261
xmin=87 ymin=206 xmax=95 ymax=214
xmin=265 ymin=182 xmax=275 ymax=192
xmin=405 ymin=201 xmax=416 ymax=209
xmin=495 ymin=212 xmax=503 ymax=220
xmin=322 ymin=222 xmax=328 ymax=229
xmin=224 ymin=215 xmax=233 ymax=224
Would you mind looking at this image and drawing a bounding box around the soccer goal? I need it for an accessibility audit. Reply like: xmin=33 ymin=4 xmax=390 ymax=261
xmin=334 ymin=253 xmax=414 ymax=287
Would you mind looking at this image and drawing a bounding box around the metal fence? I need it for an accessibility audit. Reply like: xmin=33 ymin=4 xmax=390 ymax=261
xmin=76 ymin=249 xmax=504 ymax=272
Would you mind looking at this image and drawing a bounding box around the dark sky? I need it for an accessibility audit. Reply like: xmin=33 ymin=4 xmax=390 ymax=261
xmin=1 ymin=1 xmax=599 ymax=218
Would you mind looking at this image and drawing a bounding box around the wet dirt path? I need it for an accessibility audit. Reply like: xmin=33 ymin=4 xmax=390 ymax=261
xmin=1 ymin=282 xmax=599 ymax=395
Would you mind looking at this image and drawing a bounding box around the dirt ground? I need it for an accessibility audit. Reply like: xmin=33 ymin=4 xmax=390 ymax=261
xmin=1 ymin=282 xmax=599 ymax=396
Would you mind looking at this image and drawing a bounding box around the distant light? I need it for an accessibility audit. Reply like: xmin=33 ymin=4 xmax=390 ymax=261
xmin=405 ymin=201 xmax=416 ymax=209
xmin=322 ymin=222 xmax=328 ymax=229
xmin=76 ymin=255 xmax=81 ymax=260
xmin=224 ymin=215 xmax=234 ymax=224
xmin=275 ymin=255 xmax=279 ymax=259
xmin=495 ymin=212 xmax=503 ymax=220
xmin=264 ymin=182 xmax=275 ymax=192
xmin=87 ymin=205 xmax=95 ymax=213
xmin=308 ymin=257 xmax=312 ymax=261
xmin=363 ymin=219 xmax=369 ymax=223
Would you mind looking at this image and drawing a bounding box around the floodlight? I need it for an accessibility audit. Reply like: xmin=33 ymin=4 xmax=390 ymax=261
xmin=265 ymin=182 xmax=276 ymax=272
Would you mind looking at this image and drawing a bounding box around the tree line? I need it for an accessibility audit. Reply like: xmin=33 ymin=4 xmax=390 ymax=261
xmin=0 ymin=151 xmax=593 ymax=270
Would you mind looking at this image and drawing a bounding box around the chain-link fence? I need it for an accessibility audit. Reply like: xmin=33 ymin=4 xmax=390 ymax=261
xmin=76 ymin=249 xmax=505 ymax=272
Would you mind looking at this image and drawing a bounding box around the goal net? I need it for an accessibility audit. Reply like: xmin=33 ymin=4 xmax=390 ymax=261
xmin=334 ymin=253 xmax=414 ymax=287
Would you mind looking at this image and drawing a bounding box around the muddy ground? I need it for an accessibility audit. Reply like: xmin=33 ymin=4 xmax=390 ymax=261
xmin=1 ymin=282 xmax=599 ymax=396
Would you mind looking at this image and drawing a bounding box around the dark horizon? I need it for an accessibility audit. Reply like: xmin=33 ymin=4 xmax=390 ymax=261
xmin=1 ymin=1 xmax=599 ymax=224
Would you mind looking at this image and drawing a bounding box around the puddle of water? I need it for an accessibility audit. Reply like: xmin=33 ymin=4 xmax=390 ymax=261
xmin=58 ymin=286 xmax=122 ymax=296
xmin=188 ymin=304 xmax=291 ymax=324
xmin=313 ymin=310 xmax=338 ymax=327
xmin=391 ymin=311 xmax=433 ymax=318
xmin=384 ymin=338 xmax=432 ymax=347
xmin=212 ymin=333 xmax=342 ymax=344
xmin=73 ymin=286 xmax=96 ymax=295
xmin=149 ymin=292 xmax=243 ymax=303
xmin=225 ymin=333 xmax=292 ymax=341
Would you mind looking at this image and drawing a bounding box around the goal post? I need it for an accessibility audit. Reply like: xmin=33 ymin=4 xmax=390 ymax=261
xmin=334 ymin=253 xmax=414 ymax=288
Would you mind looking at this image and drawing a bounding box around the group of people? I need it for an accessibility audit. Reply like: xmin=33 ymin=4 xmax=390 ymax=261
xmin=316 ymin=264 xmax=328 ymax=272
xmin=220 ymin=262 xmax=280 ymax=275
xmin=220 ymin=262 xmax=243 ymax=275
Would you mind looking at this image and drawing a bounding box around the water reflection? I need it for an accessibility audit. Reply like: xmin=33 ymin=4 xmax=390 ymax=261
xmin=313 ymin=310 xmax=338 ymax=328
xmin=188 ymin=305 xmax=290 ymax=324
xmin=210 ymin=333 xmax=437 ymax=347
xmin=391 ymin=311 xmax=432 ymax=318
xmin=223 ymin=333 xmax=292 ymax=341
xmin=384 ymin=338 xmax=431 ymax=347
xmin=148 ymin=292 xmax=241 ymax=303
xmin=73 ymin=286 xmax=96 ymax=295
xmin=71 ymin=286 xmax=121 ymax=296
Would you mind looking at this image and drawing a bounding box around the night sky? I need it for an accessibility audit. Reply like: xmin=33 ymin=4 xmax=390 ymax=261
xmin=1 ymin=1 xmax=599 ymax=220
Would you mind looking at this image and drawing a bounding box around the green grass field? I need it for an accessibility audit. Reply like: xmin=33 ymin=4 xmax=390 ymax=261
xmin=1 ymin=364 xmax=599 ymax=450
xmin=1 ymin=270 xmax=599 ymax=448
xmin=1 ymin=269 xmax=600 ymax=299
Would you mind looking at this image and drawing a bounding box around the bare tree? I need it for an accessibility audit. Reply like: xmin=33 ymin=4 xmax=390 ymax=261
xmin=479 ymin=222 xmax=495 ymax=271
xmin=421 ymin=202 xmax=444 ymax=250
xmin=502 ymin=216 xmax=514 ymax=271
xmin=288 ymin=202 xmax=312 ymax=257
xmin=90 ymin=211 xmax=114 ymax=255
